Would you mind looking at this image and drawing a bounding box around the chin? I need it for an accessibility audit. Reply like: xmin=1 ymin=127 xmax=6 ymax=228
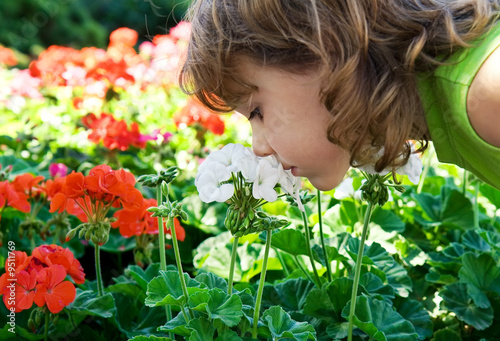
xmin=308 ymin=177 xmax=341 ymax=192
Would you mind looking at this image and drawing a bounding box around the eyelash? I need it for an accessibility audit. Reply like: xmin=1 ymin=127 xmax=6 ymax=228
xmin=248 ymin=107 xmax=263 ymax=121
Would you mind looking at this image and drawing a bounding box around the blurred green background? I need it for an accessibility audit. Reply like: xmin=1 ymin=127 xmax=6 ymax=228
xmin=0 ymin=0 xmax=191 ymax=56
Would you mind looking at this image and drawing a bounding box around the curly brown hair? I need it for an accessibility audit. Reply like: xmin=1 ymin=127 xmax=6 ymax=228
xmin=179 ymin=0 xmax=499 ymax=172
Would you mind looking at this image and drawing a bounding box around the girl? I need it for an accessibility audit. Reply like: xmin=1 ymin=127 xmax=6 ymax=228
xmin=179 ymin=0 xmax=500 ymax=190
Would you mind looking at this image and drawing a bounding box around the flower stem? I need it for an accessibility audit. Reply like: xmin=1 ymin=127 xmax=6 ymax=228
xmin=156 ymin=187 xmax=173 ymax=332
xmin=294 ymin=255 xmax=314 ymax=282
xmin=168 ymin=217 xmax=194 ymax=320
xmin=44 ymin=309 xmax=49 ymax=341
xmin=252 ymin=230 xmax=272 ymax=340
xmin=95 ymin=244 xmax=104 ymax=296
xmin=317 ymin=190 xmax=332 ymax=282
xmin=417 ymin=148 xmax=434 ymax=194
xmin=301 ymin=210 xmax=321 ymax=287
xmin=275 ymin=248 xmax=290 ymax=277
xmin=347 ymin=201 xmax=374 ymax=341
xmin=228 ymin=236 xmax=239 ymax=295
xmin=474 ymin=179 xmax=480 ymax=229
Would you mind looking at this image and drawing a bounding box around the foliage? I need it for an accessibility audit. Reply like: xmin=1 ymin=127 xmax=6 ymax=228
xmin=1 ymin=20 xmax=500 ymax=341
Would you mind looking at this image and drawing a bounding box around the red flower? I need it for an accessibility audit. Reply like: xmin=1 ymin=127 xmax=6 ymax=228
xmin=0 ymin=46 xmax=17 ymax=66
xmin=174 ymin=99 xmax=225 ymax=135
xmin=0 ymin=180 xmax=31 ymax=218
xmin=112 ymin=198 xmax=186 ymax=240
xmin=0 ymin=246 xmax=84 ymax=313
xmin=109 ymin=27 xmax=138 ymax=47
xmin=34 ymin=265 xmax=76 ymax=314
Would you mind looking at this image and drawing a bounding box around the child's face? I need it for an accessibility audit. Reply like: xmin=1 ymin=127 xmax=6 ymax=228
xmin=234 ymin=59 xmax=351 ymax=191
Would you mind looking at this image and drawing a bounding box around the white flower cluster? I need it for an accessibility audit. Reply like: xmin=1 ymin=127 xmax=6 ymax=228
xmin=195 ymin=143 xmax=302 ymax=209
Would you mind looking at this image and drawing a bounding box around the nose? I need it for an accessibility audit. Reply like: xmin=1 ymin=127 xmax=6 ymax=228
xmin=252 ymin=129 xmax=274 ymax=157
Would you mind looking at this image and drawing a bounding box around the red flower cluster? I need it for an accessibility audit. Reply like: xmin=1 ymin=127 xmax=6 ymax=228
xmin=82 ymin=112 xmax=147 ymax=151
xmin=0 ymin=46 xmax=17 ymax=66
xmin=0 ymin=244 xmax=85 ymax=314
xmin=0 ymin=172 xmax=45 ymax=221
xmin=112 ymin=198 xmax=186 ymax=241
xmin=173 ymin=99 xmax=225 ymax=135
xmin=49 ymin=165 xmax=143 ymax=226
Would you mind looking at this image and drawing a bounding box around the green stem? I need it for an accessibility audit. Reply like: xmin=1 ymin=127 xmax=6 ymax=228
xmin=228 ymin=236 xmax=239 ymax=295
xmin=348 ymin=201 xmax=374 ymax=341
xmin=252 ymin=230 xmax=272 ymax=340
xmin=462 ymin=170 xmax=469 ymax=194
xmin=474 ymin=179 xmax=480 ymax=229
xmin=275 ymin=248 xmax=290 ymax=277
xmin=317 ymin=190 xmax=332 ymax=282
xmin=44 ymin=310 xmax=49 ymax=341
xmin=168 ymin=217 xmax=194 ymax=320
xmin=156 ymin=187 xmax=167 ymax=271
xmin=95 ymin=244 xmax=104 ymax=296
xmin=156 ymin=187 xmax=173 ymax=334
xmin=417 ymin=148 xmax=434 ymax=194
xmin=301 ymin=210 xmax=322 ymax=287
xmin=294 ymin=255 xmax=314 ymax=283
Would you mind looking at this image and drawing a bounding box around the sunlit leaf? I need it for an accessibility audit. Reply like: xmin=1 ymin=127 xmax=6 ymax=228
xmin=459 ymin=252 xmax=500 ymax=308
xmin=145 ymin=270 xmax=201 ymax=307
xmin=261 ymin=306 xmax=316 ymax=341
xmin=347 ymin=239 xmax=394 ymax=268
xmin=195 ymin=272 xmax=228 ymax=291
xmin=341 ymin=295 xmax=418 ymax=341
xmin=206 ymin=288 xmax=243 ymax=327
xmin=439 ymin=283 xmax=494 ymax=330
xmin=271 ymin=228 xmax=308 ymax=256
xmin=371 ymin=207 xmax=406 ymax=233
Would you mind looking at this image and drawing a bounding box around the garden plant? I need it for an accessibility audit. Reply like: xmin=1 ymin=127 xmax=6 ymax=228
xmin=1 ymin=21 xmax=500 ymax=341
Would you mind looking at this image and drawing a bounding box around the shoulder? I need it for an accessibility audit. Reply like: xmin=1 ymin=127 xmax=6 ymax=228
xmin=467 ymin=45 xmax=500 ymax=148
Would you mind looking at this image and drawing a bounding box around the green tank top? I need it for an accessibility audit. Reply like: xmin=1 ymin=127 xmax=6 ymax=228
xmin=417 ymin=23 xmax=500 ymax=189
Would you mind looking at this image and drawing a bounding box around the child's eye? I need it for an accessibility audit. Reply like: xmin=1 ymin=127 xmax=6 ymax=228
xmin=248 ymin=107 xmax=263 ymax=121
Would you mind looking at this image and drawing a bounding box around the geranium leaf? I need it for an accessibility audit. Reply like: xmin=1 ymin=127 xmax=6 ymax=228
xmin=341 ymin=295 xmax=418 ymax=341
xmin=215 ymin=330 xmax=243 ymax=341
xmin=271 ymin=228 xmax=308 ymax=256
xmin=312 ymin=244 xmax=348 ymax=266
xmin=371 ymin=207 xmax=406 ymax=233
xmin=195 ymin=272 xmax=228 ymax=291
xmin=68 ymin=289 xmax=115 ymax=318
xmin=462 ymin=230 xmax=491 ymax=252
xmin=128 ymin=336 xmax=173 ymax=341
xmin=189 ymin=290 xmax=211 ymax=311
xmin=303 ymin=288 xmax=337 ymax=323
xmin=326 ymin=322 xmax=350 ymax=340
xmin=480 ymin=183 xmax=500 ymax=208
xmin=359 ymin=273 xmax=395 ymax=303
xmin=262 ymin=278 xmax=315 ymax=312
xmin=145 ymin=270 xmax=201 ymax=307
xmin=347 ymin=239 xmax=394 ymax=268
xmin=206 ymin=288 xmax=243 ymax=327
xmin=374 ymin=262 xmax=413 ymax=297
xmin=326 ymin=277 xmax=358 ymax=316
xmin=158 ymin=313 xmax=190 ymax=337
xmin=439 ymin=283 xmax=494 ymax=330
xmin=261 ymin=306 xmax=316 ymax=341
xmin=459 ymin=252 xmax=500 ymax=307
xmin=186 ymin=318 xmax=215 ymax=341
xmin=394 ymin=299 xmax=433 ymax=340
xmin=432 ymin=328 xmax=462 ymax=341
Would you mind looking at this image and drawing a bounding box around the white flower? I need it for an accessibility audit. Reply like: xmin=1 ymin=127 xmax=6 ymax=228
xmin=277 ymin=164 xmax=305 ymax=212
xmin=334 ymin=177 xmax=362 ymax=201
xmin=235 ymin=147 xmax=260 ymax=182
xmin=206 ymin=143 xmax=246 ymax=173
xmin=356 ymin=145 xmax=423 ymax=185
xmin=196 ymin=163 xmax=234 ymax=203
xmin=252 ymin=158 xmax=280 ymax=202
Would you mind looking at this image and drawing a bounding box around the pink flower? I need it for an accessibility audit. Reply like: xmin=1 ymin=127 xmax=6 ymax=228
xmin=49 ymin=163 xmax=68 ymax=178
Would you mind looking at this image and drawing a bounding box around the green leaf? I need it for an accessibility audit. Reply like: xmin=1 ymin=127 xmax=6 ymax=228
xmin=394 ymin=299 xmax=433 ymax=340
xmin=262 ymin=278 xmax=315 ymax=312
xmin=128 ymin=336 xmax=173 ymax=341
xmin=371 ymin=207 xmax=406 ymax=233
xmin=480 ymin=183 xmax=500 ymax=208
xmin=159 ymin=313 xmax=191 ymax=337
xmin=262 ymin=306 xmax=316 ymax=341
xmin=312 ymin=244 xmax=349 ymax=267
xmin=347 ymin=239 xmax=394 ymax=268
xmin=326 ymin=322 xmax=350 ymax=340
xmin=462 ymin=230 xmax=491 ymax=252
xmin=206 ymin=288 xmax=243 ymax=327
xmin=459 ymin=252 xmax=500 ymax=308
xmin=341 ymin=295 xmax=418 ymax=341
xmin=186 ymin=318 xmax=215 ymax=341
xmin=432 ymin=328 xmax=462 ymax=341
xmin=359 ymin=273 xmax=395 ymax=303
xmin=145 ymin=270 xmax=201 ymax=307
xmin=67 ymin=290 xmax=115 ymax=318
xmin=325 ymin=277 xmax=367 ymax=317
xmin=271 ymin=228 xmax=308 ymax=256
xmin=439 ymin=283 xmax=494 ymax=330
xmin=425 ymin=268 xmax=458 ymax=285
xmin=195 ymin=272 xmax=228 ymax=291
xmin=125 ymin=263 xmax=162 ymax=292
xmin=375 ymin=262 xmax=413 ymax=297
xmin=188 ymin=290 xmax=211 ymax=311
xmin=215 ymin=330 xmax=243 ymax=341
xmin=303 ymin=288 xmax=337 ymax=323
